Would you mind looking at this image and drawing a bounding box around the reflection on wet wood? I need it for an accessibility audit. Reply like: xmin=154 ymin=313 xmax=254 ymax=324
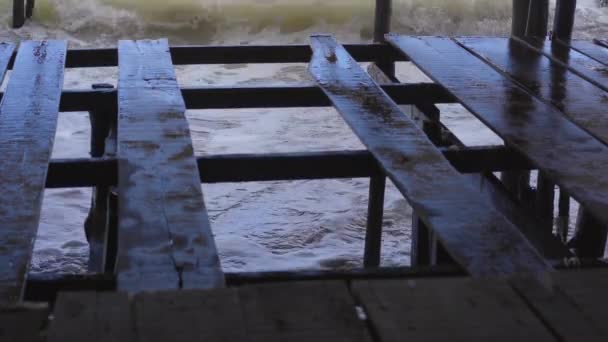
xmin=116 ymin=39 xmax=224 ymax=292
xmin=388 ymin=35 xmax=608 ymax=230
xmin=308 ymin=35 xmax=549 ymax=277
xmin=570 ymin=40 xmax=608 ymax=66
xmin=0 ymin=41 xmax=66 ymax=305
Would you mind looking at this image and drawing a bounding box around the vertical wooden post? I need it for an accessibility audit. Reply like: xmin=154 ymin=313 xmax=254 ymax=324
xmin=411 ymin=213 xmax=431 ymax=266
xmin=557 ymin=189 xmax=570 ymax=242
xmin=373 ymin=0 xmax=395 ymax=78
xmin=553 ymin=0 xmax=577 ymax=41
xmin=512 ymin=0 xmax=530 ymax=37
xmin=25 ymin=0 xmax=35 ymax=18
xmin=535 ymin=173 xmax=555 ymax=232
xmin=526 ymin=0 xmax=549 ymax=37
xmin=571 ymin=207 xmax=608 ymax=258
xmin=12 ymin=0 xmax=25 ymax=28
xmin=364 ymin=175 xmax=386 ymax=267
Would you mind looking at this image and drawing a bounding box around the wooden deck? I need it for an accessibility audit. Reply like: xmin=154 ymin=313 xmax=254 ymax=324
xmin=2 ymin=34 xmax=608 ymax=340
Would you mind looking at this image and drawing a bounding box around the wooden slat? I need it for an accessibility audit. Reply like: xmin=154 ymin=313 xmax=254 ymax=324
xmin=0 ymin=41 xmax=66 ymax=305
xmin=387 ymin=35 xmax=608 ymax=228
xmin=308 ymin=35 xmax=549 ymax=276
xmin=569 ymin=40 xmax=608 ymax=66
xmin=134 ymin=281 xmax=371 ymax=342
xmin=353 ymin=278 xmax=556 ymax=342
xmin=0 ymin=43 xmax=15 ymax=84
xmin=116 ymin=39 xmax=224 ymax=292
xmin=510 ymin=271 xmax=607 ymax=342
xmin=457 ymin=37 xmax=608 ymax=146
xmin=48 ymin=292 xmax=133 ymax=342
xmin=593 ymin=38 xmax=608 ymax=50
xmin=0 ymin=305 xmax=48 ymax=342
xmin=518 ymin=37 xmax=608 ymax=92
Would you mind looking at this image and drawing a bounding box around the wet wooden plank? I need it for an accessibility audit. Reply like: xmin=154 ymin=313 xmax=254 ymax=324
xmin=308 ymin=35 xmax=549 ymax=276
xmin=0 ymin=305 xmax=48 ymax=342
xmin=569 ymin=40 xmax=608 ymax=66
xmin=388 ymin=35 xmax=608 ymax=229
xmin=518 ymin=37 xmax=608 ymax=92
xmin=135 ymin=281 xmax=370 ymax=342
xmin=457 ymin=37 xmax=608 ymax=146
xmin=48 ymin=292 xmax=133 ymax=342
xmin=593 ymin=38 xmax=608 ymax=50
xmin=510 ymin=271 xmax=607 ymax=342
xmin=0 ymin=43 xmax=15 ymax=84
xmin=116 ymin=39 xmax=224 ymax=292
xmin=0 ymin=41 xmax=66 ymax=305
xmin=353 ymin=278 xmax=556 ymax=342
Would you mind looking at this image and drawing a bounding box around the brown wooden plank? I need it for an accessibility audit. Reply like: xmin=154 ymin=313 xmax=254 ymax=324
xmin=239 ymin=281 xmax=371 ymax=342
xmin=387 ymin=35 xmax=608 ymax=229
xmin=510 ymin=272 xmax=607 ymax=342
xmin=0 ymin=43 xmax=15 ymax=84
xmin=0 ymin=305 xmax=48 ymax=342
xmin=0 ymin=41 xmax=66 ymax=305
xmin=457 ymin=37 xmax=608 ymax=146
xmin=518 ymin=37 xmax=608 ymax=93
xmin=353 ymin=278 xmax=556 ymax=342
xmin=116 ymin=39 xmax=224 ymax=292
xmin=308 ymin=35 xmax=549 ymax=276
xmin=569 ymin=40 xmax=608 ymax=66
xmin=48 ymin=291 xmax=133 ymax=342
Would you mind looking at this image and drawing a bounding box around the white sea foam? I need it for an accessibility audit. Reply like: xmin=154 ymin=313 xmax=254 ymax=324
xmin=0 ymin=0 xmax=606 ymax=274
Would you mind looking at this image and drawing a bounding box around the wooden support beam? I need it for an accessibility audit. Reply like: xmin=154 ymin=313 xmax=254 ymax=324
xmin=553 ymin=0 xmax=577 ymax=42
xmin=388 ymin=35 xmax=608 ymax=231
xmin=116 ymin=39 xmax=224 ymax=292
xmin=512 ymin=0 xmax=530 ymax=37
xmin=25 ymin=0 xmax=35 ymax=18
xmin=0 ymin=41 xmax=66 ymax=305
xmin=12 ymin=0 xmax=25 ymax=28
xmin=363 ymin=175 xmax=386 ymax=268
xmin=309 ymin=35 xmax=550 ymax=277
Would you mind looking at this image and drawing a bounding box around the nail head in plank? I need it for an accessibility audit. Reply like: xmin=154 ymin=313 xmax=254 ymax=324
xmin=457 ymin=37 xmax=608 ymax=146
xmin=116 ymin=39 xmax=224 ymax=292
xmin=352 ymin=278 xmax=556 ymax=342
xmin=0 ymin=40 xmax=66 ymax=305
xmin=48 ymin=291 xmax=133 ymax=342
xmin=387 ymin=35 xmax=608 ymax=228
xmin=308 ymin=35 xmax=549 ymax=277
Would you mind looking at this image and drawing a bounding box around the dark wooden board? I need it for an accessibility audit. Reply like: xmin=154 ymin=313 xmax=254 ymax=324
xmin=309 ymin=35 xmax=549 ymax=276
xmin=116 ymin=39 xmax=224 ymax=292
xmin=387 ymin=35 xmax=608 ymax=228
xmin=0 ymin=43 xmax=15 ymax=84
xmin=0 ymin=305 xmax=48 ymax=342
xmin=518 ymin=37 xmax=608 ymax=93
xmin=457 ymin=37 xmax=608 ymax=146
xmin=353 ymin=278 xmax=556 ymax=342
xmin=593 ymin=38 xmax=608 ymax=51
xmin=569 ymin=40 xmax=608 ymax=66
xmin=48 ymin=292 xmax=133 ymax=342
xmin=0 ymin=40 xmax=66 ymax=305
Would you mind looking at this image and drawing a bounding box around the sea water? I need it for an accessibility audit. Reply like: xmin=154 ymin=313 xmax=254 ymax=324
xmin=0 ymin=0 xmax=607 ymax=274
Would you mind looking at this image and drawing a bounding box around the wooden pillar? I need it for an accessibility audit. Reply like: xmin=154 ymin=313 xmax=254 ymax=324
xmin=364 ymin=175 xmax=386 ymax=267
xmin=12 ymin=0 xmax=25 ymax=28
xmin=512 ymin=0 xmax=530 ymax=37
xmin=512 ymin=0 xmax=549 ymax=38
xmin=535 ymin=172 xmax=555 ymax=232
xmin=570 ymin=207 xmax=608 ymax=258
xmin=557 ymin=189 xmax=570 ymax=243
xmin=373 ymin=0 xmax=395 ymax=78
xmin=553 ymin=0 xmax=577 ymax=42
xmin=411 ymin=213 xmax=431 ymax=266
xmin=25 ymin=0 xmax=35 ymax=18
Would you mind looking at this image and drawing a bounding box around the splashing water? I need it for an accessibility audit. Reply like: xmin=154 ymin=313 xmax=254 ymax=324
xmin=1 ymin=0 xmax=607 ymax=275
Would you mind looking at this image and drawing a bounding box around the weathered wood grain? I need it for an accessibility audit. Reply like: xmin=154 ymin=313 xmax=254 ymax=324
xmin=353 ymin=278 xmax=556 ymax=342
xmin=458 ymin=37 xmax=608 ymax=146
xmin=0 ymin=40 xmax=66 ymax=305
xmin=116 ymin=39 xmax=224 ymax=292
xmin=48 ymin=292 xmax=133 ymax=342
xmin=0 ymin=43 xmax=15 ymax=84
xmin=308 ymin=35 xmax=549 ymax=276
xmin=0 ymin=305 xmax=48 ymax=342
xmin=518 ymin=37 xmax=608 ymax=92
xmin=569 ymin=40 xmax=608 ymax=66
xmin=387 ymin=35 xmax=608 ymax=229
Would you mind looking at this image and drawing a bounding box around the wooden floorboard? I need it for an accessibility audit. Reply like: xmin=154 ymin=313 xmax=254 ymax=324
xmin=387 ymin=35 xmax=608 ymax=229
xmin=518 ymin=37 xmax=608 ymax=93
xmin=353 ymin=277 xmax=557 ymax=342
xmin=0 ymin=41 xmax=66 ymax=305
xmin=570 ymin=40 xmax=608 ymax=66
xmin=116 ymin=39 xmax=224 ymax=292
xmin=308 ymin=35 xmax=549 ymax=276
xmin=0 ymin=43 xmax=15 ymax=84
xmin=457 ymin=37 xmax=608 ymax=146
xmin=0 ymin=305 xmax=48 ymax=342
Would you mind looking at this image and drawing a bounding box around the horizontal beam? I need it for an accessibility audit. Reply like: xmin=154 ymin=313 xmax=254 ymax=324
xmin=7 ymin=44 xmax=407 ymax=69
xmin=45 ymin=146 xmax=531 ymax=189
